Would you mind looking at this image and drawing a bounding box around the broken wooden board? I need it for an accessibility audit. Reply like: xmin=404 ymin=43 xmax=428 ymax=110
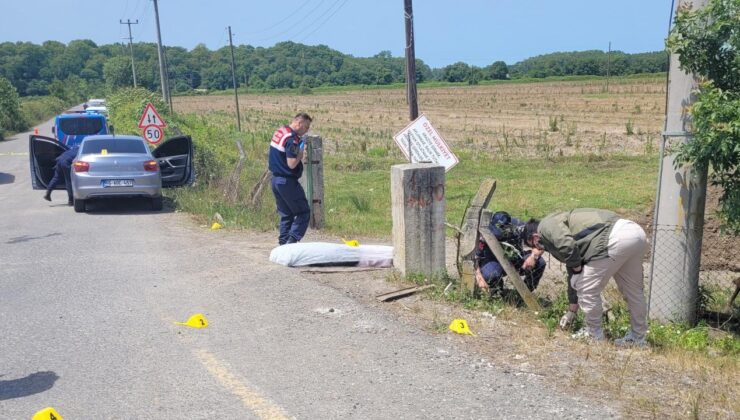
xmin=479 ymin=209 xmax=542 ymax=312
xmin=460 ymin=260 xmax=476 ymax=293
xmin=458 ymin=179 xmax=496 ymax=261
xmin=376 ymin=284 xmax=434 ymax=302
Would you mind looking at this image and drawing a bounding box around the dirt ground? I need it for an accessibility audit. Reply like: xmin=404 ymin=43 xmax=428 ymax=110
xmin=295 ymin=234 xmax=738 ymax=419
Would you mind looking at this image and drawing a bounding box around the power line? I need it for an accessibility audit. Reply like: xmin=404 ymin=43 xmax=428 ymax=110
xmin=239 ymin=0 xmax=312 ymax=35
xmin=249 ymin=0 xmax=330 ymax=42
xmin=297 ymin=0 xmax=351 ymax=43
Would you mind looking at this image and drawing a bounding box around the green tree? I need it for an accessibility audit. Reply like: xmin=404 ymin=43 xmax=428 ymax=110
xmin=668 ymin=0 xmax=740 ymax=232
xmin=103 ymin=56 xmax=134 ymax=89
xmin=485 ymin=61 xmax=508 ymax=80
xmin=0 ymin=76 xmax=27 ymax=137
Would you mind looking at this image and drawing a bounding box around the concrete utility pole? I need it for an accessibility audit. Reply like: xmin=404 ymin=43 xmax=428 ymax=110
xmin=228 ymin=26 xmax=242 ymax=131
xmin=404 ymin=0 xmax=419 ymax=121
xmin=152 ymin=0 xmax=170 ymax=106
xmin=120 ymin=19 xmax=139 ymax=88
xmin=648 ymin=0 xmax=709 ymax=324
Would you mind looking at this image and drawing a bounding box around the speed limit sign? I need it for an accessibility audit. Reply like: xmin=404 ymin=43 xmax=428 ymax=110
xmin=142 ymin=124 xmax=163 ymax=144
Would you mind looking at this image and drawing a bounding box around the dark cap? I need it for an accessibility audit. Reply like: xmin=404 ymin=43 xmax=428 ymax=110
xmin=523 ymin=218 xmax=540 ymax=245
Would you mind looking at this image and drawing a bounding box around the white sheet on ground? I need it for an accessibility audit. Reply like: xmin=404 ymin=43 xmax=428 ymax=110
xmin=269 ymin=242 xmax=393 ymax=267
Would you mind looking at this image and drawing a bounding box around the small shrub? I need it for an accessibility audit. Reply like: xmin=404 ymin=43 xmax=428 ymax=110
xmin=349 ymin=195 xmax=371 ymax=212
xmin=548 ymin=116 xmax=559 ymax=132
xmin=625 ymin=120 xmax=634 ymax=135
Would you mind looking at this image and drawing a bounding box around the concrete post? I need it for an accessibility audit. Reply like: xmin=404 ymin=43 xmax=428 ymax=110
xmin=648 ymin=0 xmax=709 ymax=324
xmin=391 ymin=164 xmax=446 ymax=277
xmin=300 ymin=135 xmax=324 ymax=229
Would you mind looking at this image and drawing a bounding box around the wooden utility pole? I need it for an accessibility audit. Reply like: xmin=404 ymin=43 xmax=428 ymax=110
xmin=228 ymin=26 xmax=242 ymax=131
xmin=605 ymin=41 xmax=611 ymax=93
xmin=120 ymin=19 xmax=139 ymax=88
xmin=152 ymin=0 xmax=171 ymax=107
xmin=404 ymin=0 xmax=419 ymax=121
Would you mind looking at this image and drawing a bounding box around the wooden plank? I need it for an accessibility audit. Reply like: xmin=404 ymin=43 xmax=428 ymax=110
xmin=479 ymin=210 xmax=542 ymax=311
xmin=461 ymin=260 xmax=476 ymax=293
xmin=376 ymin=284 xmax=434 ymax=302
xmin=459 ymin=179 xmax=496 ymax=260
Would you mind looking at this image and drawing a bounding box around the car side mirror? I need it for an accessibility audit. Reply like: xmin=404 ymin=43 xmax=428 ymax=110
xmin=51 ymin=126 xmax=55 ymax=134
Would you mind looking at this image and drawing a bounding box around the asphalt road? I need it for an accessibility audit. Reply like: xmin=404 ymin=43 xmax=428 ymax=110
xmin=0 ymin=119 xmax=615 ymax=419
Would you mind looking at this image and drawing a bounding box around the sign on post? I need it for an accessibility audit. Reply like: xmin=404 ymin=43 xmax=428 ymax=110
xmin=138 ymin=103 xmax=166 ymax=144
xmin=393 ymin=114 xmax=459 ymax=172
xmin=142 ymin=125 xmax=164 ymax=144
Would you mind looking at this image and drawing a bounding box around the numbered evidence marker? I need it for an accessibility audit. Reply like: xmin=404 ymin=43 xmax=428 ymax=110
xmin=32 ymin=407 xmax=63 ymax=420
xmin=142 ymin=124 xmax=164 ymax=145
xmin=175 ymin=313 xmax=209 ymax=328
xmin=449 ymin=319 xmax=476 ymax=336
xmin=210 ymin=222 xmax=223 ymax=230
xmin=341 ymin=238 xmax=360 ymax=247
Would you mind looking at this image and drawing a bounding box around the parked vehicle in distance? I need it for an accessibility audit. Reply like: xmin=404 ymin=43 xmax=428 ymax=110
xmin=84 ymin=98 xmax=108 ymax=115
xmin=29 ymin=134 xmax=194 ymax=212
xmin=52 ymin=112 xmax=110 ymax=147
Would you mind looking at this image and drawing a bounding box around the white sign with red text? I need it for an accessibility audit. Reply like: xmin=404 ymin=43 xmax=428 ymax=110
xmin=393 ymin=114 xmax=459 ymax=172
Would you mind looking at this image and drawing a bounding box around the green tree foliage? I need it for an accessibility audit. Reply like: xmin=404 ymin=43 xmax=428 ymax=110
xmin=1 ymin=39 xmax=668 ymax=96
xmin=0 ymin=76 xmax=27 ymax=137
xmin=107 ymin=87 xmax=169 ymax=136
xmin=668 ymin=0 xmax=740 ymax=232
xmin=508 ymin=50 xmax=668 ymax=78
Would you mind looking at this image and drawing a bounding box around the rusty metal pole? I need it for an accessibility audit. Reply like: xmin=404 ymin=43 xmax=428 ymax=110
xmin=404 ymin=0 xmax=419 ymax=121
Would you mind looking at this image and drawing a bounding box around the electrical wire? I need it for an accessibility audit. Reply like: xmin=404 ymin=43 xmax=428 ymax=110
xmin=239 ymin=0 xmax=313 ymax=35
xmin=297 ymin=0 xmax=350 ymax=43
xmin=248 ymin=0 xmax=330 ymax=42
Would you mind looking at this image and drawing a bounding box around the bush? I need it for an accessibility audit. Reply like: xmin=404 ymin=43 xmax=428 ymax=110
xmin=0 ymin=76 xmax=28 ymax=134
xmin=20 ymin=96 xmax=68 ymax=126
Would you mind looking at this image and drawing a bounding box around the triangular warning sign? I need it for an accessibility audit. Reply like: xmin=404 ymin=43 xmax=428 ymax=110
xmin=137 ymin=103 xmax=167 ymax=128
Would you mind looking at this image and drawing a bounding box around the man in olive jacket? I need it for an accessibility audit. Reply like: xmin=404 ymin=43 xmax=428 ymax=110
xmin=522 ymin=208 xmax=648 ymax=347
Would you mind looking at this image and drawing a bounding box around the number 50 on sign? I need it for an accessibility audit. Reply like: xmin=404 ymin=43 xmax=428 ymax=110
xmin=143 ymin=124 xmax=163 ymax=144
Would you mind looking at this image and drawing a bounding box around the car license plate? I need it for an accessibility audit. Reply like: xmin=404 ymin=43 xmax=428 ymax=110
xmin=102 ymin=179 xmax=134 ymax=187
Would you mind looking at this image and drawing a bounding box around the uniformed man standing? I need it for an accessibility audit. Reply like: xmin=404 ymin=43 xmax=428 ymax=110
xmin=43 ymin=145 xmax=79 ymax=206
xmin=268 ymin=113 xmax=313 ymax=245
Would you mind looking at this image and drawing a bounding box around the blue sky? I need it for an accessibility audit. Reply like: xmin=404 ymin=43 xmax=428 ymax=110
xmin=1 ymin=0 xmax=673 ymax=68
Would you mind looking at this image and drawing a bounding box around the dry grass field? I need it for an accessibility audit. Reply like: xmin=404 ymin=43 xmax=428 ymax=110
xmin=174 ymin=76 xmax=666 ymax=159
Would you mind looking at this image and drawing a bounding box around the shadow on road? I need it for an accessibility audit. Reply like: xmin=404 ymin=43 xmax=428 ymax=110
xmin=82 ymin=197 xmax=175 ymax=215
xmin=6 ymin=232 xmax=62 ymax=244
xmin=0 ymin=173 xmax=15 ymax=185
xmin=0 ymin=371 xmax=59 ymax=401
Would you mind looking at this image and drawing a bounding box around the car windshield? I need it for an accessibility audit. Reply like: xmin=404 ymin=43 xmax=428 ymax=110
xmin=81 ymin=139 xmax=148 ymax=155
xmin=59 ymin=117 xmax=104 ymax=135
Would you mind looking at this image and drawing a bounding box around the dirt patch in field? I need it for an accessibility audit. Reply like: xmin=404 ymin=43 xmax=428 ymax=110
xmin=175 ymin=78 xmax=666 ymax=158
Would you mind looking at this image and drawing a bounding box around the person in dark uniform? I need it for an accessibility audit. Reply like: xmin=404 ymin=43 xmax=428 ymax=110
xmin=268 ymin=113 xmax=312 ymax=245
xmin=474 ymin=211 xmax=546 ymax=295
xmin=43 ymin=145 xmax=79 ymax=205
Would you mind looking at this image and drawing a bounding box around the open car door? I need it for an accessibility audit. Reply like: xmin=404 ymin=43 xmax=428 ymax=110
xmin=29 ymin=135 xmax=68 ymax=190
xmin=152 ymin=135 xmax=195 ymax=187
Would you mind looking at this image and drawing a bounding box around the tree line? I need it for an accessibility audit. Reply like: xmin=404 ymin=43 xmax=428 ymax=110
xmin=0 ymin=39 xmax=668 ymax=99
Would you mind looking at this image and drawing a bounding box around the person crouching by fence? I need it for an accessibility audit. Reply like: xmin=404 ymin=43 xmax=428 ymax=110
xmin=268 ymin=113 xmax=312 ymax=246
xmin=523 ymin=208 xmax=649 ymax=348
xmin=475 ymin=211 xmax=546 ymax=295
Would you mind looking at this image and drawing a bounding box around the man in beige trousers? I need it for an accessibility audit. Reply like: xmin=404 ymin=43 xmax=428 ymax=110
xmin=522 ymin=208 xmax=648 ymax=347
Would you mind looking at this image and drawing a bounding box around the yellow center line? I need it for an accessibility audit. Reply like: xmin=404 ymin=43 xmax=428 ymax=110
xmin=195 ymin=349 xmax=291 ymax=420
xmin=0 ymin=152 xmax=28 ymax=156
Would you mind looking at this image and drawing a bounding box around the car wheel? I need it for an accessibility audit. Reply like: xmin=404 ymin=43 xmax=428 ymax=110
xmin=73 ymin=198 xmax=86 ymax=213
xmin=151 ymin=196 xmax=163 ymax=211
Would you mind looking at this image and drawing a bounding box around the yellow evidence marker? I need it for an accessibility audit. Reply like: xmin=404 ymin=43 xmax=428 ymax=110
xmin=32 ymin=407 xmax=63 ymax=420
xmin=210 ymin=222 xmax=223 ymax=230
xmin=341 ymin=238 xmax=360 ymax=247
xmin=449 ymin=319 xmax=476 ymax=336
xmin=101 ymin=149 xmax=108 ymax=155
xmin=175 ymin=313 xmax=209 ymax=328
